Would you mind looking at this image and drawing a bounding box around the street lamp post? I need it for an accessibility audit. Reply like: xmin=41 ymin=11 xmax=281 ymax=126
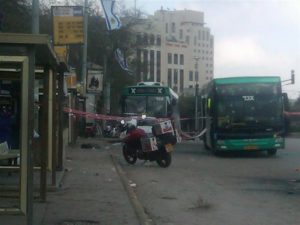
xmin=194 ymin=57 xmax=200 ymax=131
xmin=195 ymin=83 xmax=199 ymax=131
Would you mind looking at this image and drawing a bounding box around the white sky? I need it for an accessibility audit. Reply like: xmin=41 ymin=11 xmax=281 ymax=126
xmin=88 ymin=0 xmax=300 ymax=98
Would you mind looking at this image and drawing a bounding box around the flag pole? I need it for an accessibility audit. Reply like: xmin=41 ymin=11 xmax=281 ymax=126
xmin=82 ymin=0 xmax=88 ymax=94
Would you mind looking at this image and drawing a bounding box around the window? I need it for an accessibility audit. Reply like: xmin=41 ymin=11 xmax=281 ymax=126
xmin=136 ymin=49 xmax=142 ymax=79
xmin=156 ymin=51 xmax=161 ymax=82
xmin=143 ymin=50 xmax=148 ymax=80
xmin=186 ymin=35 xmax=190 ymax=44
xmin=150 ymin=34 xmax=155 ymax=45
xmin=150 ymin=50 xmax=155 ymax=81
xmin=179 ymin=29 xmax=183 ymax=39
xmin=168 ymin=69 xmax=172 ymax=86
xmin=156 ymin=35 xmax=161 ymax=46
xmin=180 ymin=54 xmax=184 ymax=65
xmin=143 ymin=33 xmax=148 ymax=45
xmin=174 ymin=54 xmax=178 ymax=64
xmin=180 ymin=69 xmax=184 ymax=92
xmin=194 ymin=36 xmax=197 ymax=45
xmin=174 ymin=69 xmax=178 ymax=84
xmin=165 ymin=23 xmax=168 ymax=33
xmin=136 ymin=34 xmax=142 ymax=45
xmin=189 ymin=71 xmax=193 ymax=81
xmin=172 ymin=22 xmax=175 ymax=33
xmin=168 ymin=53 xmax=172 ymax=64
xmin=195 ymin=71 xmax=199 ymax=82
xmin=210 ymin=38 xmax=214 ymax=48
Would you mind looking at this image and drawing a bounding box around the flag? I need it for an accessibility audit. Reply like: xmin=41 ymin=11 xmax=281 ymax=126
xmin=114 ymin=48 xmax=133 ymax=75
xmin=100 ymin=0 xmax=121 ymax=30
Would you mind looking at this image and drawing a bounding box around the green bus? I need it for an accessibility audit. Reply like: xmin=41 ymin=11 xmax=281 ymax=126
xmin=200 ymin=76 xmax=285 ymax=155
xmin=120 ymin=82 xmax=179 ymax=118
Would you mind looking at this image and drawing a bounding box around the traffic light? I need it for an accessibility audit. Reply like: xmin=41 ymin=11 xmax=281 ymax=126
xmin=291 ymin=70 xmax=295 ymax=84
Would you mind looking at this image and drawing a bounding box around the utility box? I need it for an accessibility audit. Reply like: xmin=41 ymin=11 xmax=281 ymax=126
xmin=153 ymin=120 xmax=174 ymax=136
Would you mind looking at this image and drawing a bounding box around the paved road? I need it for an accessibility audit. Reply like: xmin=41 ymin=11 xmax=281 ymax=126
xmin=113 ymin=138 xmax=300 ymax=225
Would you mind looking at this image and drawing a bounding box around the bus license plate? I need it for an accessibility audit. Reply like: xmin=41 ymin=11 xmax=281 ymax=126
xmin=165 ymin=144 xmax=173 ymax=152
xmin=244 ymin=145 xmax=258 ymax=150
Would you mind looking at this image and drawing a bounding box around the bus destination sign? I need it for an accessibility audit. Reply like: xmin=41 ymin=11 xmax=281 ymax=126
xmin=129 ymin=87 xmax=165 ymax=95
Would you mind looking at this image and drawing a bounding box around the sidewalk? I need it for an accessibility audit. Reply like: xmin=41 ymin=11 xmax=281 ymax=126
xmin=1 ymin=138 xmax=140 ymax=225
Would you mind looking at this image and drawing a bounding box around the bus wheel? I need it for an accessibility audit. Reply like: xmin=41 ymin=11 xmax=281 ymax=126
xmin=267 ymin=149 xmax=277 ymax=156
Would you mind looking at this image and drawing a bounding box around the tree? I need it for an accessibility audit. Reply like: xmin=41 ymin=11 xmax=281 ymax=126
xmin=0 ymin=0 xmax=31 ymax=33
xmin=1 ymin=0 xmax=145 ymax=114
xmin=291 ymin=95 xmax=300 ymax=112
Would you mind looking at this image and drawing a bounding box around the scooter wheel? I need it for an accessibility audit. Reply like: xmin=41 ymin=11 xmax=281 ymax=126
xmin=123 ymin=145 xmax=137 ymax=164
xmin=156 ymin=151 xmax=172 ymax=168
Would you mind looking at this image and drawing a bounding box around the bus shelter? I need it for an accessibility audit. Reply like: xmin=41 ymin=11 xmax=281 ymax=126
xmin=0 ymin=33 xmax=65 ymax=219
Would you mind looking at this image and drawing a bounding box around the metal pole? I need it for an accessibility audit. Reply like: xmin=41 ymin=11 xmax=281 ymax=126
xmin=40 ymin=67 xmax=49 ymax=202
xmin=103 ymin=53 xmax=110 ymax=114
xmin=26 ymin=47 xmax=35 ymax=225
xmin=195 ymin=83 xmax=198 ymax=131
xmin=193 ymin=56 xmax=200 ymax=132
xmin=81 ymin=0 xmax=88 ymax=92
xmin=134 ymin=0 xmax=137 ymax=17
xmin=32 ymin=0 xmax=39 ymax=34
xmin=26 ymin=0 xmax=39 ymax=224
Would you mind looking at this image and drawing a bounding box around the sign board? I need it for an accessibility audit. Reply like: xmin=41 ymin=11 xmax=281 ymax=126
xmin=86 ymin=69 xmax=103 ymax=94
xmin=52 ymin=6 xmax=84 ymax=45
xmin=64 ymin=72 xmax=77 ymax=89
xmin=54 ymin=45 xmax=68 ymax=63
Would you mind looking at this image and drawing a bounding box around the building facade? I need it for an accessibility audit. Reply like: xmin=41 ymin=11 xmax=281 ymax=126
xmin=133 ymin=9 xmax=214 ymax=95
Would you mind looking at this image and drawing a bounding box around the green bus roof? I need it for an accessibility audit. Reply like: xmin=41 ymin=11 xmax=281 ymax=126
xmin=214 ymin=76 xmax=281 ymax=84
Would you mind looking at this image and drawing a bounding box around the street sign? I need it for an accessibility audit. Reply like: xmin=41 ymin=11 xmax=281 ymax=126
xmin=52 ymin=6 xmax=84 ymax=45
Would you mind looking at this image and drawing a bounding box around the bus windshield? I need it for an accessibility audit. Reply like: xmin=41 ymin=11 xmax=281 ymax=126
xmin=124 ymin=96 xmax=168 ymax=117
xmin=216 ymin=83 xmax=283 ymax=131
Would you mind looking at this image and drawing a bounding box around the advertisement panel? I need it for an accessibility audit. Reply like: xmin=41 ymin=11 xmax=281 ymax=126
xmin=86 ymin=70 xmax=103 ymax=94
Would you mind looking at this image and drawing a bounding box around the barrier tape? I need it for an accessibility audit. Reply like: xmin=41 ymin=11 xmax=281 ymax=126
xmin=284 ymin=111 xmax=300 ymax=116
xmin=180 ymin=128 xmax=207 ymax=139
xmin=63 ymin=107 xmax=207 ymax=140
xmin=63 ymin=107 xmax=201 ymax=122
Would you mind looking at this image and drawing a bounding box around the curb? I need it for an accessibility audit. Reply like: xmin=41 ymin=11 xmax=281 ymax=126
xmin=110 ymin=154 xmax=155 ymax=225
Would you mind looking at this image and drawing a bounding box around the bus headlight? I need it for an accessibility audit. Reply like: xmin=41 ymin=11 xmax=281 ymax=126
xmin=142 ymin=114 xmax=147 ymax=119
